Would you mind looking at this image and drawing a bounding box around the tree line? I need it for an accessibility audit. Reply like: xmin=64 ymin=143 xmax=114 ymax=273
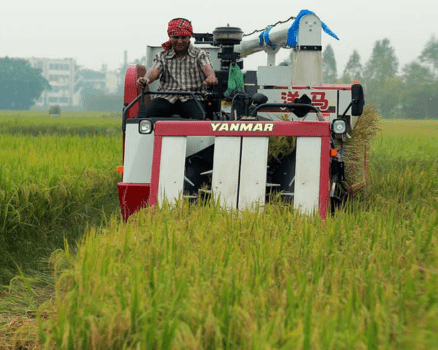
xmin=322 ymin=35 xmax=438 ymax=119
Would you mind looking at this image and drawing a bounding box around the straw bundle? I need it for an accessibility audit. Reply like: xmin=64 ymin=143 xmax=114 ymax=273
xmin=343 ymin=105 xmax=381 ymax=187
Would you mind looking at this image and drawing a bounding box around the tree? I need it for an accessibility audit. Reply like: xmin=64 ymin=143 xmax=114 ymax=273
xmin=340 ymin=50 xmax=363 ymax=83
xmin=363 ymin=38 xmax=399 ymax=108
xmin=398 ymin=61 xmax=438 ymax=119
xmin=322 ymin=44 xmax=337 ymax=83
xmin=379 ymin=77 xmax=404 ymax=118
xmin=402 ymin=62 xmax=433 ymax=89
xmin=401 ymin=82 xmax=438 ymax=119
xmin=419 ymin=35 xmax=438 ymax=77
xmin=0 ymin=57 xmax=50 ymax=110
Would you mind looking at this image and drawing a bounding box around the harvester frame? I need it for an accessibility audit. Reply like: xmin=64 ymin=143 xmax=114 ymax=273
xmin=117 ymin=10 xmax=367 ymax=221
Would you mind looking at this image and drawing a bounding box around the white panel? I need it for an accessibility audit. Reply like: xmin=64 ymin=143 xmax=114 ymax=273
xmin=238 ymin=137 xmax=269 ymax=209
xmin=186 ymin=136 xmax=215 ymax=157
xmin=294 ymin=137 xmax=321 ymax=214
xmin=257 ymin=66 xmax=293 ymax=86
xmin=338 ymin=90 xmax=351 ymax=117
xmin=123 ymin=124 xmax=154 ymax=183
xmin=211 ymin=137 xmax=241 ymax=209
xmin=292 ymin=51 xmax=322 ymax=86
xmin=296 ymin=14 xmax=322 ymax=47
xmin=158 ymin=137 xmax=187 ymax=205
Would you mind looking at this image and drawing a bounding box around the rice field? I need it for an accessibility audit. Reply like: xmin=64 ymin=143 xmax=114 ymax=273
xmin=0 ymin=111 xmax=122 ymax=285
xmin=0 ymin=112 xmax=437 ymax=349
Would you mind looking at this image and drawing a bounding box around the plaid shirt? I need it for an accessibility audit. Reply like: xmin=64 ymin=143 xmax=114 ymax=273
xmin=151 ymin=44 xmax=212 ymax=103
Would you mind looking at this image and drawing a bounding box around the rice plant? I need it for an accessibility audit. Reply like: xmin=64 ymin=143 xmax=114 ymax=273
xmin=34 ymin=119 xmax=438 ymax=349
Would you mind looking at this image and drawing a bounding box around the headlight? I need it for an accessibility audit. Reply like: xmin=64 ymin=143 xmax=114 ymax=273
xmin=139 ymin=120 xmax=152 ymax=134
xmin=332 ymin=119 xmax=347 ymax=134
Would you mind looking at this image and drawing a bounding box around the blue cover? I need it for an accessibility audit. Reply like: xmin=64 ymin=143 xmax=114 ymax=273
xmin=287 ymin=9 xmax=339 ymax=48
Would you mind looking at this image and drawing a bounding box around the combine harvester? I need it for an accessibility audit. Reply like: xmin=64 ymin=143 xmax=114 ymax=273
xmin=118 ymin=10 xmax=366 ymax=222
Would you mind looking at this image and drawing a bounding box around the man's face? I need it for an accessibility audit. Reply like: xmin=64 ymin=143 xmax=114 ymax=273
xmin=170 ymin=36 xmax=190 ymax=53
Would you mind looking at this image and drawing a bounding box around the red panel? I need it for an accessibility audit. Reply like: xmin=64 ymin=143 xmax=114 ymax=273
xmin=118 ymin=183 xmax=151 ymax=222
xmin=153 ymin=121 xmax=331 ymax=138
xmin=318 ymin=136 xmax=331 ymax=219
xmin=124 ymin=65 xmax=147 ymax=119
xmin=313 ymin=84 xmax=352 ymax=90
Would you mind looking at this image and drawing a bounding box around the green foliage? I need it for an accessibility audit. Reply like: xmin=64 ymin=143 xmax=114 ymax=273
xmin=363 ymin=39 xmax=399 ymax=106
xmin=322 ymin=44 xmax=337 ymax=83
xmin=340 ymin=50 xmax=362 ymax=83
xmin=378 ymin=77 xmax=404 ymax=118
xmin=0 ymin=57 xmax=50 ymax=110
xmin=401 ymin=82 xmax=438 ymax=119
xmin=419 ymin=35 xmax=438 ymax=76
xmin=403 ymin=62 xmax=434 ymax=88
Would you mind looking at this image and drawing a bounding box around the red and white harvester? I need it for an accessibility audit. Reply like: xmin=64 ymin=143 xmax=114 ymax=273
xmin=118 ymin=10 xmax=365 ymax=221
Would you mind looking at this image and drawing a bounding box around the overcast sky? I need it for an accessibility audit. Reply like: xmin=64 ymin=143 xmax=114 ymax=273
xmin=2 ymin=0 xmax=437 ymax=75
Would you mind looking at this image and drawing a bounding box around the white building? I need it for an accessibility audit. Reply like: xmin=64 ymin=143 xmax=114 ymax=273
xmin=28 ymin=57 xmax=79 ymax=109
xmin=28 ymin=57 xmax=120 ymax=109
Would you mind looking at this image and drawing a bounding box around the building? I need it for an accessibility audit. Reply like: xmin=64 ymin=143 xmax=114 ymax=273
xmin=28 ymin=57 xmax=79 ymax=109
xmin=28 ymin=57 xmax=121 ymax=109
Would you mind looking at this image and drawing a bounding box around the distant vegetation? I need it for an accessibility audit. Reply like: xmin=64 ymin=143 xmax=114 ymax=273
xmin=0 ymin=57 xmax=50 ymax=110
xmin=321 ymin=36 xmax=438 ymax=119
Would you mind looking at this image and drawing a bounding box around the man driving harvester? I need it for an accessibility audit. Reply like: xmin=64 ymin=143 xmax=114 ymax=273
xmin=136 ymin=18 xmax=218 ymax=120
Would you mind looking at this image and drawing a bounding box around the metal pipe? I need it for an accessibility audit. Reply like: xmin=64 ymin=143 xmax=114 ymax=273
xmin=235 ymin=20 xmax=294 ymax=58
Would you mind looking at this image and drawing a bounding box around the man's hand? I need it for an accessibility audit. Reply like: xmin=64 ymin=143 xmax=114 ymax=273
xmin=204 ymin=75 xmax=218 ymax=86
xmin=136 ymin=77 xmax=150 ymax=89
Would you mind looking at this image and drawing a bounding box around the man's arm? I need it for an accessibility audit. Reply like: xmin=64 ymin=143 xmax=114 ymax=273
xmin=201 ymin=64 xmax=218 ymax=86
xmin=136 ymin=67 xmax=160 ymax=88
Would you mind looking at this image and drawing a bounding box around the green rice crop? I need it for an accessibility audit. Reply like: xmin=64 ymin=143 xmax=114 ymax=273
xmin=0 ymin=112 xmax=123 ymax=285
xmin=0 ymin=111 xmax=121 ymax=137
xmin=35 ymin=119 xmax=438 ymax=349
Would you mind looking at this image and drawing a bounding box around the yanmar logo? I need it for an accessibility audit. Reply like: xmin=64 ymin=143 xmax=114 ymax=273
xmin=211 ymin=122 xmax=274 ymax=132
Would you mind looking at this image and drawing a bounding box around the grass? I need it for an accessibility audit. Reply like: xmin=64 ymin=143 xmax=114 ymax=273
xmin=1 ymin=114 xmax=437 ymax=349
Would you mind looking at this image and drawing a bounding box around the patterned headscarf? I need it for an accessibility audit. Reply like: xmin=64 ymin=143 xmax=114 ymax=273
xmin=161 ymin=18 xmax=193 ymax=51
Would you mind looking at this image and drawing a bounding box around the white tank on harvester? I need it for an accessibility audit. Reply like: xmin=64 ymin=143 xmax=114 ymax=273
xmin=118 ymin=10 xmax=367 ymax=222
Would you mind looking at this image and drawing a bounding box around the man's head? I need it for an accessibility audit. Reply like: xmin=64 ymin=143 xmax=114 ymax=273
xmin=162 ymin=18 xmax=193 ymax=53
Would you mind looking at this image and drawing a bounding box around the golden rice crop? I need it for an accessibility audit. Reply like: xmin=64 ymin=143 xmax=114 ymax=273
xmin=33 ymin=119 xmax=438 ymax=350
xmin=1 ymin=114 xmax=437 ymax=349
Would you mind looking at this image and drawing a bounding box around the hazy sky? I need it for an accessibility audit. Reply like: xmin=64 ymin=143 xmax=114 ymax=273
xmin=2 ymin=0 xmax=437 ymax=74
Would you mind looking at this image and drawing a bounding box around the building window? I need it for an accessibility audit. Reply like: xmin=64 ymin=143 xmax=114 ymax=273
xmin=49 ymin=97 xmax=59 ymax=103
xmin=49 ymin=63 xmax=70 ymax=70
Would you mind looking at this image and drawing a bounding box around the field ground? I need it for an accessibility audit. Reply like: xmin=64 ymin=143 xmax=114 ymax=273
xmin=0 ymin=113 xmax=437 ymax=349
